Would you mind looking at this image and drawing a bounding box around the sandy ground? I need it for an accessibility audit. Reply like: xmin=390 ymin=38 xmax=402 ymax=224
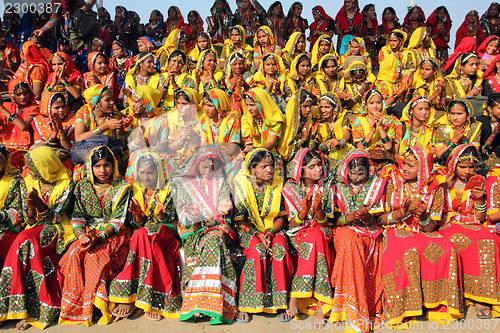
xmin=1 ymin=307 xmax=498 ymax=333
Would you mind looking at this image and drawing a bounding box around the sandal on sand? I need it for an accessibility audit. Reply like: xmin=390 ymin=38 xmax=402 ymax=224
xmin=477 ymin=309 xmax=492 ymax=319
xmin=236 ymin=312 xmax=250 ymax=323
xmin=112 ymin=304 xmax=136 ymax=318
xmin=278 ymin=311 xmax=293 ymax=322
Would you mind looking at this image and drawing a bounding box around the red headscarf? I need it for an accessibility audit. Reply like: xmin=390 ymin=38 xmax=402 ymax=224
xmin=21 ymin=41 xmax=50 ymax=75
xmin=483 ymin=53 xmax=500 ymax=78
xmin=47 ymin=52 xmax=83 ymax=86
xmin=360 ymin=5 xmax=378 ymax=37
xmin=87 ymin=51 xmax=112 ymax=75
xmin=455 ymin=10 xmax=485 ymax=48
xmin=443 ymin=36 xmax=477 ymax=72
xmin=426 ymin=6 xmax=451 ymax=27
xmin=477 ymin=35 xmax=500 ymax=58
xmin=335 ymin=0 xmax=363 ymax=34
xmin=188 ymin=10 xmax=204 ymax=30
xmin=403 ymin=6 xmax=426 ymax=27
xmin=166 ymin=6 xmax=185 ymax=31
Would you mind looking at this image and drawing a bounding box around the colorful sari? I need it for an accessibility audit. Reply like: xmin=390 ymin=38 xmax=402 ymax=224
xmin=83 ymin=52 xmax=119 ymax=103
xmin=339 ymin=37 xmax=372 ymax=71
xmin=377 ymin=29 xmax=408 ymax=72
xmin=283 ymin=53 xmax=313 ymax=102
xmin=340 ymin=61 xmax=376 ymax=116
xmin=191 ymin=49 xmax=224 ymax=96
xmin=382 ymin=145 xmax=463 ymax=325
xmin=33 ymin=91 xmax=76 ymax=143
xmin=220 ymin=25 xmax=254 ymax=70
xmin=252 ymin=26 xmax=283 ymax=67
xmin=207 ymin=0 xmax=234 ymax=44
xmin=426 ymin=7 xmax=452 ymax=65
xmin=438 ymin=144 xmax=500 ymax=317
xmin=59 ymin=147 xmax=131 ymax=326
xmin=187 ymin=32 xmax=218 ymax=69
xmin=109 ymin=152 xmax=182 ymax=318
xmin=310 ymin=35 xmax=338 ymax=72
xmin=14 ymin=41 xmax=50 ymax=90
xmin=233 ymin=148 xmax=293 ymax=313
xmin=312 ymin=54 xmax=342 ymax=96
xmin=281 ymin=32 xmax=306 ymax=69
xmin=170 ymin=145 xmax=238 ymax=324
xmin=410 ymin=59 xmax=445 ymax=112
xmin=444 ymin=53 xmax=483 ymax=100
xmin=405 ymin=27 xmax=436 ymax=74
xmin=282 ymin=149 xmax=333 ymax=316
xmin=326 ymin=149 xmax=385 ymax=333
xmin=397 ymin=97 xmax=435 ymax=155
xmin=0 ymin=146 xmax=74 ymax=329
xmin=248 ymin=53 xmax=286 ymax=96
xmin=309 ymin=6 xmax=335 ymax=48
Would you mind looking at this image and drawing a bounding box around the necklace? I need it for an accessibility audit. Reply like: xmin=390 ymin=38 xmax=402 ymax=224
xmin=137 ymin=73 xmax=151 ymax=84
xmin=454 ymin=181 xmax=465 ymax=189
xmin=300 ymin=182 xmax=311 ymax=195
xmin=346 ymin=10 xmax=355 ymax=20
xmin=251 ymin=180 xmax=268 ymax=193
xmin=254 ymin=118 xmax=263 ymax=126
xmin=460 ymin=75 xmax=471 ymax=83
xmin=209 ymin=118 xmax=220 ymax=137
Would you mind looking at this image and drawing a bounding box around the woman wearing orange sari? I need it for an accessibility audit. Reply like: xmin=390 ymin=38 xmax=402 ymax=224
xmin=46 ymin=52 xmax=84 ymax=112
xmin=84 ymin=52 xmax=119 ymax=103
xmin=15 ymin=41 xmax=50 ymax=100
xmin=253 ymin=26 xmax=283 ymax=71
xmin=439 ymin=144 xmax=500 ymax=319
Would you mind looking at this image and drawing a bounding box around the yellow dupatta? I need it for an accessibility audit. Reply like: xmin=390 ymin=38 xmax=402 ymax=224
xmin=127 ymin=85 xmax=163 ymax=130
xmin=398 ymin=97 xmax=434 ymax=154
xmin=191 ymin=49 xmax=223 ymax=95
xmin=339 ymin=37 xmax=372 ymax=71
xmin=282 ymin=32 xmax=306 ymax=67
xmin=285 ymin=53 xmax=313 ymax=96
xmin=24 ymin=146 xmax=74 ymax=247
xmin=233 ymin=148 xmax=283 ymax=231
xmin=187 ymin=33 xmax=218 ymax=63
xmin=340 ymin=60 xmax=376 ymax=88
xmin=379 ymin=29 xmax=408 ymax=64
xmin=201 ymin=88 xmax=233 ymax=143
xmin=406 ymin=27 xmax=436 ymax=70
xmin=314 ymin=54 xmax=341 ymax=95
xmin=435 ymin=98 xmax=482 ymax=146
xmin=411 ymin=59 xmax=445 ymax=104
xmin=124 ymin=54 xmax=163 ymax=91
xmin=249 ymin=53 xmax=286 ymax=91
xmin=445 ymin=53 xmax=483 ymax=98
xmin=156 ymin=29 xmax=184 ymax=60
xmin=311 ymin=35 xmax=339 ymax=68
xmin=222 ymin=25 xmax=254 ymax=58
xmin=375 ymin=53 xmax=401 ymax=97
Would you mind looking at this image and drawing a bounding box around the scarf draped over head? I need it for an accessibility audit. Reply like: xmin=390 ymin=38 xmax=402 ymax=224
xmin=311 ymin=35 xmax=338 ymax=67
xmin=407 ymin=26 xmax=436 ymax=52
xmin=48 ymin=52 xmax=83 ymax=85
xmin=283 ymin=32 xmax=306 ymax=56
xmin=224 ymin=25 xmax=253 ymax=52
xmin=8 ymin=79 xmax=35 ymax=103
xmin=336 ymin=0 xmax=363 ymax=32
xmin=337 ymin=149 xmax=373 ymax=185
xmin=131 ymin=85 xmax=163 ymax=117
xmin=87 ymin=51 xmax=111 ymax=75
xmin=177 ymin=144 xmax=227 ymax=178
xmin=403 ymin=6 xmax=426 ymax=27
xmin=443 ymin=37 xmax=476 ymax=72
xmin=251 ymin=53 xmax=286 ymax=90
xmin=484 ymin=53 xmax=500 ymax=78
xmin=436 ymin=97 xmax=475 ymax=129
xmin=400 ymin=95 xmax=433 ymax=125
xmin=233 ymin=147 xmax=283 ymax=231
xmin=25 ymin=146 xmax=70 ymax=185
xmin=84 ymin=146 xmax=121 ymax=185
xmin=342 ymin=60 xmax=376 ymax=88
xmin=446 ymin=143 xmax=477 ymax=175
xmin=166 ymin=6 xmax=185 ymax=30
xmin=287 ymin=148 xmax=325 ymax=185
xmin=22 ymin=41 xmax=50 ymax=74
xmin=287 ymin=53 xmax=311 ymax=81
xmin=188 ymin=32 xmax=217 ymax=62
xmin=477 ymin=35 xmax=500 ymax=58
xmin=426 ymin=7 xmax=451 ymax=27
xmin=203 ymin=88 xmax=231 ymax=117
xmin=84 ymin=84 xmax=108 ymax=109
xmin=39 ymin=91 xmax=65 ymax=119
xmin=253 ymin=25 xmax=276 ymax=50
xmin=157 ymin=29 xmax=185 ymax=59
xmin=445 ymin=53 xmax=482 ymax=85
xmin=380 ymin=28 xmax=407 ymax=55
xmin=138 ymin=36 xmax=157 ymax=52
xmin=243 ymin=87 xmax=284 ymax=124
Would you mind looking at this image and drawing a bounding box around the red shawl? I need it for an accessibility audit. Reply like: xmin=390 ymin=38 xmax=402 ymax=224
xmin=46 ymin=52 xmax=83 ymax=86
xmin=335 ymin=0 xmax=363 ymax=35
xmin=443 ymin=36 xmax=477 ymax=72
xmin=455 ymin=12 xmax=485 ymax=48
xmin=477 ymin=35 xmax=500 ymax=58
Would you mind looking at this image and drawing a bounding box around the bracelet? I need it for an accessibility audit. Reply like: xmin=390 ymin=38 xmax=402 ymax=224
xmin=49 ymin=137 xmax=59 ymax=143
xmin=274 ymin=219 xmax=284 ymax=229
xmin=381 ymin=136 xmax=390 ymax=144
xmin=97 ymin=230 xmax=108 ymax=241
xmin=448 ymin=141 xmax=457 ymax=149
xmin=38 ymin=208 xmax=51 ymax=218
xmin=482 ymin=143 xmax=491 ymax=150
xmin=133 ymin=216 xmax=145 ymax=226
xmin=158 ymin=214 xmax=169 ymax=224
xmin=392 ymin=93 xmax=399 ymax=100
xmin=340 ymin=215 xmax=348 ymax=225
xmin=339 ymin=138 xmax=346 ymax=148
xmin=162 ymin=83 xmax=169 ymax=90
xmin=267 ymin=228 xmax=277 ymax=236
xmin=474 ymin=202 xmax=487 ymax=213
xmin=46 ymin=86 xmax=51 ymax=91
xmin=419 ymin=216 xmax=431 ymax=227
xmin=0 ymin=211 xmax=6 ymax=222
xmin=74 ymin=228 xmax=85 ymax=238
xmin=361 ymin=138 xmax=369 ymax=148
xmin=7 ymin=113 xmax=17 ymax=122
xmin=249 ymin=226 xmax=260 ymax=237
xmin=316 ymin=215 xmax=327 ymax=224
xmin=295 ymin=215 xmax=304 ymax=225
xmin=25 ymin=211 xmax=36 ymax=219
xmin=405 ymin=93 xmax=412 ymax=98
xmin=60 ymin=135 xmax=68 ymax=141
xmin=93 ymin=126 xmax=103 ymax=136
xmin=62 ymin=80 xmax=69 ymax=87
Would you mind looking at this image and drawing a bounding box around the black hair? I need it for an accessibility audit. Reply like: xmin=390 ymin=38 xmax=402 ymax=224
xmin=138 ymin=52 xmax=154 ymax=63
xmin=389 ymin=31 xmax=404 ymax=40
xmin=383 ymin=7 xmax=396 ymax=16
xmin=299 ymin=89 xmax=316 ymax=104
xmin=175 ymin=90 xmax=192 ymax=103
xmin=420 ymin=59 xmax=439 ymax=71
xmin=458 ymin=145 xmax=479 ymax=161
xmin=91 ymin=146 xmax=115 ymax=167
xmin=249 ymin=150 xmax=275 ymax=170
xmin=0 ymin=145 xmax=9 ymax=159
xmin=364 ymin=89 xmax=383 ymax=103
xmin=295 ymin=54 xmax=311 ymax=71
xmin=321 ymin=56 xmax=338 ymax=69
xmin=448 ymin=100 xmax=469 ymax=114
xmin=486 ymin=93 xmax=500 ymax=108
xmin=262 ymin=53 xmax=278 ymax=64
xmin=50 ymin=92 xmax=66 ymax=105
xmin=301 ymin=150 xmax=322 ymax=181
xmin=461 ymin=52 xmax=478 ymax=66
xmin=168 ymin=49 xmax=187 ymax=64
xmin=196 ymin=31 xmax=210 ymax=41
xmin=137 ymin=155 xmax=159 ymax=172
xmin=361 ymin=4 xmax=375 ymax=16
xmin=268 ymin=1 xmax=284 ymax=17
xmin=347 ymin=156 xmax=370 ymax=174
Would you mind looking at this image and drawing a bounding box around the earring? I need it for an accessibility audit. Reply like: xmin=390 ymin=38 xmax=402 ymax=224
xmin=250 ymin=172 xmax=257 ymax=183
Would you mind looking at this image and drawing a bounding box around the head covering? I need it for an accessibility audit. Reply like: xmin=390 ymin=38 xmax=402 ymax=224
xmin=188 ymin=32 xmax=217 ymax=62
xmin=436 ymin=97 xmax=475 ymax=127
xmin=224 ymin=25 xmax=252 ymax=52
xmin=8 ymin=79 xmax=34 ymax=102
xmin=313 ymin=5 xmax=335 ymax=22
xmin=402 ymin=145 xmax=436 ymax=195
xmin=311 ymin=35 xmax=338 ymax=67
xmin=84 ymin=146 xmax=120 ymax=184
xmin=426 ymin=6 xmax=451 ymax=26
xmin=344 ymin=37 xmax=370 ymax=60
xmin=316 ymin=54 xmax=339 ymax=80
xmin=287 ymin=148 xmax=325 ymax=185
xmin=380 ymin=28 xmax=407 ymax=55
xmin=253 ymin=25 xmax=275 ymax=50
xmin=127 ymin=52 xmax=157 ymax=76
xmin=283 ymin=32 xmax=306 ymax=58
xmin=484 ymin=53 xmax=500 ymax=77
xmin=47 ymin=52 xmax=83 ymax=86
xmin=251 ymin=52 xmax=286 ymax=90
xmin=156 ymin=29 xmax=186 ymax=59
xmin=188 ymin=10 xmax=204 ymax=29
xmin=446 ymin=143 xmax=478 ymax=173
xmin=131 ymin=85 xmax=162 ymax=117
xmin=287 ymin=53 xmax=311 ymax=81
xmin=24 ymin=146 xmax=70 ymax=184
xmin=87 ymin=51 xmax=111 ymax=75
xmin=343 ymin=60 xmax=376 ymax=86
xmin=236 ymin=0 xmax=265 ymax=16
xmin=178 ymin=144 xmax=227 ymax=177
xmin=115 ymin=5 xmax=130 ymax=26
xmin=233 ymin=147 xmax=283 ymax=231
xmin=337 ymin=149 xmax=373 ymax=185
xmin=203 ymin=88 xmax=231 ymax=117
xmin=243 ymin=87 xmax=284 ymax=124
xmin=446 ymin=53 xmax=482 ymax=83
xmin=194 ymin=49 xmax=220 ymax=74
xmin=458 ymin=10 xmax=480 ymax=37
xmin=477 ymin=35 xmax=500 ymax=58
xmin=403 ymin=6 xmax=426 ymax=27
xmin=166 ymin=6 xmax=185 ymax=30
xmin=407 ymin=26 xmax=436 ymax=51
xmin=83 ymin=84 xmax=109 ymax=109
xmin=39 ymin=91 xmax=65 ymax=118
xmin=138 ymin=36 xmax=157 ymax=52
xmin=21 ymin=41 xmax=50 ymax=74
xmin=443 ymin=37 xmax=477 ymax=72
xmin=266 ymin=1 xmax=285 ymax=18
xmin=400 ymin=96 xmax=434 ymax=127
xmin=130 ymin=151 xmax=166 ymax=189
xmin=211 ymin=0 xmax=232 ymax=15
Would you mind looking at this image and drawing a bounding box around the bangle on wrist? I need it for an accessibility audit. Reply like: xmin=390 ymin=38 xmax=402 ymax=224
xmin=381 ymin=136 xmax=390 ymax=144
xmin=448 ymin=141 xmax=457 ymax=149
xmin=419 ymin=216 xmax=431 ymax=227
xmin=38 ymin=208 xmax=51 ymax=218
xmin=60 ymin=135 xmax=68 ymax=141
xmin=316 ymin=215 xmax=327 ymax=224
xmin=295 ymin=215 xmax=304 ymax=225
xmin=474 ymin=202 xmax=487 ymax=213
xmin=62 ymin=80 xmax=69 ymax=87
xmin=7 ymin=113 xmax=17 ymax=122
xmin=361 ymin=138 xmax=369 ymax=147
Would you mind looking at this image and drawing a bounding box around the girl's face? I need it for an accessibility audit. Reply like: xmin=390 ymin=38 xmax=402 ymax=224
xmin=349 ymin=40 xmax=360 ymax=55
xmin=176 ymin=96 xmax=193 ymax=117
xmin=366 ymin=94 xmax=382 ymax=115
xmin=383 ymin=9 xmax=394 ymax=22
xmin=245 ymin=97 xmax=260 ymax=117
xmin=461 ymin=57 xmax=479 ymax=76
xmin=437 ymin=8 xmax=446 ymax=20
xmin=455 ymin=160 xmax=476 ymax=182
xmin=250 ymin=158 xmax=274 ymax=181
xmin=318 ymin=40 xmax=330 ymax=54
xmin=352 ymin=70 xmax=366 ymax=84
xmin=410 ymin=8 xmax=420 ymax=20
xmin=297 ymin=59 xmax=311 ymax=77
xmin=300 ymin=100 xmax=312 ymax=118
xmin=323 ymin=60 xmax=338 ymax=78
xmin=168 ymin=56 xmax=184 ymax=73
xmin=188 ymin=12 xmax=197 ymax=24
xmin=115 ymin=7 xmax=123 ymax=19
xmin=97 ymin=92 xmax=114 ymax=113
xmin=257 ymin=30 xmax=270 ymax=46
xmin=13 ymin=88 xmax=30 ymax=106
xmin=51 ymin=56 xmax=65 ymax=74
xmin=401 ymin=156 xmax=418 ymax=182
xmin=467 ymin=11 xmax=478 ymax=23
xmin=312 ymin=10 xmax=320 ymax=21
xmin=411 ymin=101 xmax=430 ymax=123
xmin=131 ymin=95 xmax=146 ymax=115
xmin=486 ymin=39 xmax=499 ymax=55
xmin=202 ymin=53 xmax=216 ymax=71
xmin=197 ymin=36 xmax=209 ymax=51
xmin=348 ymin=167 xmax=367 ymax=185
xmin=168 ymin=7 xmax=177 ymax=20
xmin=92 ymin=40 xmax=103 ymax=52
xmin=241 ymin=0 xmax=250 ymax=10
xmin=230 ymin=59 xmax=244 ymax=75
xmin=137 ymin=40 xmax=148 ymax=53
xmin=140 ymin=56 xmax=156 ymax=74
xmin=198 ymin=158 xmax=216 ymax=177
xmin=293 ymin=5 xmax=302 ymax=16
xmin=112 ymin=43 xmax=124 ymax=58
xmin=178 ymin=36 xmax=187 ymax=50
xmin=449 ymin=105 xmax=468 ymax=126
xmin=273 ymin=4 xmax=282 ymax=16
xmin=203 ymin=101 xmax=218 ymax=118
xmin=344 ymin=0 xmax=354 ymax=11
xmin=296 ymin=36 xmax=306 ymax=52
xmin=303 ymin=158 xmax=323 ymax=182
xmin=488 ymin=103 xmax=500 ymax=120
xmin=92 ymin=158 xmax=113 ymax=183
xmin=366 ymin=6 xmax=376 ymax=19
xmin=50 ymin=99 xmax=67 ymax=119
xmin=263 ymin=57 xmax=277 ymax=75
xmin=215 ymin=0 xmax=225 ymax=12
xmin=319 ymin=99 xmax=335 ymax=119
xmin=420 ymin=63 xmax=436 ymax=80
xmin=138 ymin=162 xmax=158 ymax=189
xmin=231 ymin=29 xmax=242 ymax=44
xmin=94 ymin=55 xmax=108 ymax=74
xmin=388 ymin=36 xmax=402 ymax=51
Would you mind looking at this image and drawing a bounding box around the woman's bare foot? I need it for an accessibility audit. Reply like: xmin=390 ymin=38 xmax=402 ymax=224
xmin=278 ymin=310 xmax=293 ymax=322
xmin=15 ymin=320 xmax=30 ymax=330
xmin=236 ymin=311 xmax=250 ymax=322
xmin=193 ymin=313 xmax=205 ymax=318
xmin=145 ymin=312 xmax=162 ymax=321
xmin=286 ymin=297 xmax=299 ymax=317
xmin=475 ymin=302 xmax=492 ymax=319
xmin=312 ymin=310 xmax=325 ymax=328
xmin=112 ymin=303 xmax=136 ymax=318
